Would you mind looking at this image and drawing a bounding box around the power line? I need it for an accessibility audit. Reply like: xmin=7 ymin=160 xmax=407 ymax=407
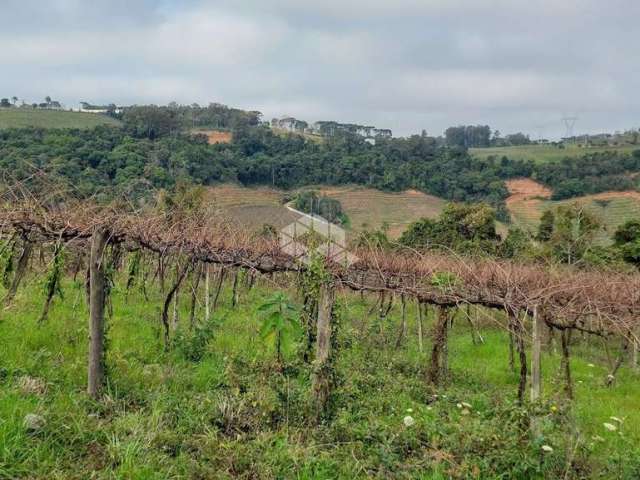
xmin=561 ymin=116 xmax=578 ymax=139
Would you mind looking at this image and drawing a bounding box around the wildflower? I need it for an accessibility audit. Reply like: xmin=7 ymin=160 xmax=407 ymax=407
xmin=550 ymin=405 xmax=558 ymax=412
xmin=603 ymin=423 xmax=617 ymax=432
xmin=541 ymin=445 xmax=553 ymax=453
xmin=403 ymin=415 xmax=415 ymax=427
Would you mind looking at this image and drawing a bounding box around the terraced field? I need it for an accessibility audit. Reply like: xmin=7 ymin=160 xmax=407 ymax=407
xmin=316 ymin=186 xmax=445 ymax=237
xmin=206 ymin=184 xmax=446 ymax=238
xmin=506 ymin=179 xmax=640 ymax=242
xmin=471 ymin=144 xmax=638 ymax=164
xmin=0 ymin=108 xmax=121 ymax=129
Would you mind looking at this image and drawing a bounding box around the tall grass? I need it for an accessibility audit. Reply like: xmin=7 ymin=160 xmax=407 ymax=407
xmin=0 ymin=274 xmax=638 ymax=478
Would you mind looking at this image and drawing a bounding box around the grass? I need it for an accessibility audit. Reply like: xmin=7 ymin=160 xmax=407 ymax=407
xmin=470 ymin=144 xmax=639 ymax=164
xmin=207 ymin=184 xmax=446 ymax=239
xmin=0 ymin=108 xmax=121 ymax=129
xmin=0 ymin=266 xmax=639 ymax=478
xmin=509 ymin=191 xmax=640 ymax=242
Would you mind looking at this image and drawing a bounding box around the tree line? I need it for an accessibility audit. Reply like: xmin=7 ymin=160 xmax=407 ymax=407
xmin=0 ymin=113 xmax=639 ymax=221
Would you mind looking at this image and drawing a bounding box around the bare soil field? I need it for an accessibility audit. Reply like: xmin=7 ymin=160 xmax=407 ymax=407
xmin=192 ymin=129 xmax=233 ymax=144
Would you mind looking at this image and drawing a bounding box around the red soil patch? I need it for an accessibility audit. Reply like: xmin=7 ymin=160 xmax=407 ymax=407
xmin=193 ymin=130 xmax=232 ymax=144
xmin=505 ymin=178 xmax=552 ymax=226
xmin=206 ymin=131 xmax=232 ymax=144
xmin=505 ymin=178 xmax=552 ymax=202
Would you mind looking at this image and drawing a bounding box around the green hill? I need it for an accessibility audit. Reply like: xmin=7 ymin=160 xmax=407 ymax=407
xmin=470 ymin=143 xmax=638 ymax=164
xmin=0 ymin=108 xmax=121 ymax=129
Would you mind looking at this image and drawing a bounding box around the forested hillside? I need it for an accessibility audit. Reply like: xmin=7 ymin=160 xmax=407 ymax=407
xmin=1 ymin=105 xmax=639 ymax=222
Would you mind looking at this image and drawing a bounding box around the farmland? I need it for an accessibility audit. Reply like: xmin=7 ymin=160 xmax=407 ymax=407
xmin=0 ymin=108 xmax=121 ymax=129
xmin=506 ymin=178 xmax=640 ymax=242
xmin=204 ymin=182 xmax=640 ymax=244
xmin=206 ymin=184 xmax=446 ymax=238
xmin=470 ymin=144 xmax=638 ymax=164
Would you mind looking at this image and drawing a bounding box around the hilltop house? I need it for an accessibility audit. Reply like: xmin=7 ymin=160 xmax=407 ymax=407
xmin=78 ymin=102 xmax=123 ymax=114
xmin=271 ymin=117 xmax=308 ymax=133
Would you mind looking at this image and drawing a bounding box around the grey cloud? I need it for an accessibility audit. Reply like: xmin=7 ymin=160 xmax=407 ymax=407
xmin=1 ymin=0 xmax=639 ymax=137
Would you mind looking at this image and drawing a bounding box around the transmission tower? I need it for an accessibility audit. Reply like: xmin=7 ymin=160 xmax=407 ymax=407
xmin=561 ymin=116 xmax=578 ymax=140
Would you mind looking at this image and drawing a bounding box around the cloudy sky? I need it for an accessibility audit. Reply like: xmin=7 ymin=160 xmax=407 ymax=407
xmin=2 ymin=0 xmax=639 ymax=138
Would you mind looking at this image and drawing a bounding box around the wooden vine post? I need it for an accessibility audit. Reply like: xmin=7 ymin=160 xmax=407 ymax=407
xmin=4 ymin=235 xmax=32 ymax=304
xmin=427 ymin=306 xmax=450 ymax=386
xmin=530 ymin=306 xmax=543 ymax=402
xmin=311 ymin=282 xmax=336 ymax=420
xmin=87 ymin=228 xmax=108 ymax=399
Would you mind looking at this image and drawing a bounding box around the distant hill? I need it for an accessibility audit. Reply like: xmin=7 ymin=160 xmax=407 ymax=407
xmin=0 ymin=108 xmax=121 ymax=129
xmin=470 ymin=143 xmax=638 ymax=164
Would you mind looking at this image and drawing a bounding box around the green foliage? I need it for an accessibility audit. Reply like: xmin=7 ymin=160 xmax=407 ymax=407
xmin=430 ymin=271 xmax=461 ymax=291
xmin=351 ymin=224 xmax=391 ymax=249
xmin=259 ymin=223 xmax=278 ymax=239
xmin=120 ymin=103 xmax=260 ymax=139
xmin=42 ymin=243 xmax=65 ymax=301
xmin=547 ymin=204 xmax=603 ymax=265
xmin=500 ymin=227 xmax=534 ymax=259
xmin=0 ymin=239 xmax=16 ymax=288
xmin=125 ymin=250 xmax=141 ymax=292
xmin=399 ymin=203 xmax=499 ymax=254
xmin=3 ymin=118 xmax=640 ymax=215
xmin=258 ymin=292 xmax=301 ymax=363
xmin=1 ymin=275 xmax=639 ymax=477
xmin=445 ymin=125 xmax=492 ymax=148
xmin=613 ymin=220 xmax=640 ymax=268
xmin=537 ymin=209 xmax=555 ymax=242
xmin=174 ymin=317 xmax=218 ymax=362
xmin=294 ymin=190 xmax=346 ymax=224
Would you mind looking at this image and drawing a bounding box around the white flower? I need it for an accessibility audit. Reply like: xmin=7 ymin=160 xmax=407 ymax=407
xmin=610 ymin=416 xmax=623 ymax=424
xmin=403 ymin=415 xmax=415 ymax=427
xmin=603 ymin=423 xmax=617 ymax=432
xmin=541 ymin=445 xmax=554 ymax=453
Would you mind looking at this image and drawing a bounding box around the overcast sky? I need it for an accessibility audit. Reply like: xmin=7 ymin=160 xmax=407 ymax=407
xmin=2 ymin=0 xmax=639 ymax=138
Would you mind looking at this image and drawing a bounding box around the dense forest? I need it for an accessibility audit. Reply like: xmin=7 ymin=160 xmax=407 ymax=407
xmin=1 ymin=105 xmax=639 ymax=222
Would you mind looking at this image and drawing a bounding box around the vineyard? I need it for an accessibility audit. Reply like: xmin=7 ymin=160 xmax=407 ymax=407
xmin=1 ymin=197 xmax=639 ymax=478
